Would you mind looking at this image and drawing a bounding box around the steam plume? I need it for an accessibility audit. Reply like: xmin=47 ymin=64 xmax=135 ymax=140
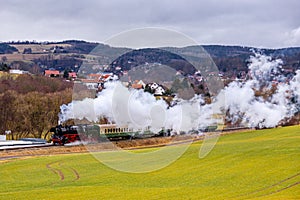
xmin=59 ymin=52 xmax=300 ymax=131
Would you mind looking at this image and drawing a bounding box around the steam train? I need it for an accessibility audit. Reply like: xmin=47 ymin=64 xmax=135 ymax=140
xmin=50 ymin=124 xmax=163 ymax=145
xmin=50 ymin=122 xmax=229 ymax=145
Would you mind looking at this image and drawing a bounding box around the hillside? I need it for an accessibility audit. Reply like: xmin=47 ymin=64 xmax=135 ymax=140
xmin=0 ymin=41 xmax=299 ymax=77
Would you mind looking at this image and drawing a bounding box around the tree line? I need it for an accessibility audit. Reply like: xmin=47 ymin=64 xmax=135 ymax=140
xmin=0 ymin=73 xmax=72 ymax=139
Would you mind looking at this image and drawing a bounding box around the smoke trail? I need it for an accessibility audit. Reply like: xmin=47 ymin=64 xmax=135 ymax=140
xmin=59 ymin=52 xmax=300 ymax=131
xmin=213 ymin=52 xmax=299 ymax=128
xmin=59 ymin=81 xmax=214 ymax=133
xmin=248 ymin=51 xmax=283 ymax=86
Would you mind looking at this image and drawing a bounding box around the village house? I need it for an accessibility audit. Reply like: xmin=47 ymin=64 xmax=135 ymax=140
xmin=131 ymin=80 xmax=146 ymax=89
xmin=44 ymin=69 xmax=60 ymax=77
xmin=80 ymin=79 xmax=100 ymax=90
xmin=9 ymin=69 xmax=30 ymax=75
xmin=68 ymin=72 xmax=77 ymax=79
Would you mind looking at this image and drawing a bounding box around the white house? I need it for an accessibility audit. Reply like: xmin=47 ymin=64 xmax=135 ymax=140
xmin=9 ymin=69 xmax=30 ymax=74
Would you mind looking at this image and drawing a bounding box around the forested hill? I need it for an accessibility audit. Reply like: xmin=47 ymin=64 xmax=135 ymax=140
xmin=202 ymin=45 xmax=300 ymax=74
xmin=0 ymin=43 xmax=18 ymax=54
xmin=0 ymin=40 xmax=299 ymax=76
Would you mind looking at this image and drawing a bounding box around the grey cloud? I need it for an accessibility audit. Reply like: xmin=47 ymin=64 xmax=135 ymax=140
xmin=0 ymin=0 xmax=299 ymax=48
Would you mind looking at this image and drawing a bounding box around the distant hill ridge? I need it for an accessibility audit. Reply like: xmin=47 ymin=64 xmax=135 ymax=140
xmin=0 ymin=40 xmax=299 ymax=76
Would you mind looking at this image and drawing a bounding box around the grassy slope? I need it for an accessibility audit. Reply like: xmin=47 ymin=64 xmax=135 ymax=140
xmin=0 ymin=126 xmax=299 ymax=200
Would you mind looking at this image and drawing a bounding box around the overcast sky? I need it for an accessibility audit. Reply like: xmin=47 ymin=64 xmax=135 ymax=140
xmin=1 ymin=0 xmax=300 ymax=48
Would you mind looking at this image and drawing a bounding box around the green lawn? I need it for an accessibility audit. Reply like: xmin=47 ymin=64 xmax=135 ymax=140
xmin=0 ymin=126 xmax=299 ymax=199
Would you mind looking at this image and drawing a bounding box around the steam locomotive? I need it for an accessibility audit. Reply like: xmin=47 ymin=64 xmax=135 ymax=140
xmin=50 ymin=125 xmax=80 ymax=145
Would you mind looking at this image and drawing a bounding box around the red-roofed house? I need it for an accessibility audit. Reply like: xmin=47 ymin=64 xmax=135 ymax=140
xmin=45 ymin=70 xmax=60 ymax=77
xmin=131 ymin=80 xmax=145 ymax=89
xmin=68 ymin=72 xmax=77 ymax=79
xmin=88 ymin=73 xmax=113 ymax=82
xmin=88 ymin=74 xmax=102 ymax=80
xmin=101 ymin=74 xmax=111 ymax=80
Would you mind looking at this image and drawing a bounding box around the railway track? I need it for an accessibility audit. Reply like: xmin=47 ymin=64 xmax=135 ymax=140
xmin=0 ymin=128 xmax=253 ymax=162
xmin=0 ymin=143 xmax=53 ymax=151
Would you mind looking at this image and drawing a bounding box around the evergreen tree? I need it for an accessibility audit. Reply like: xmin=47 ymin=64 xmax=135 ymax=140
xmin=63 ymin=70 xmax=69 ymax=79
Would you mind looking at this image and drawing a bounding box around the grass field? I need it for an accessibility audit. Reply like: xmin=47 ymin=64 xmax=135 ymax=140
xmin=0 ymin=126 xmax=299 ymax=199
xmin=10 ymin=44 xmax=72 ymax=54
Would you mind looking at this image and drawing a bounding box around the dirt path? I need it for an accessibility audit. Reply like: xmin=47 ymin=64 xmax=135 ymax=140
xmin=257 ymin=180 xmax=300 ymax=198
xmin=46 ymin=161 xmax=65 ymax=181
xmin=237 ymin=172 xmax=300 ymax=199
xmin=69 ymin=167 xmax=80 ymax=181
xmin=46 ymin=161 xmax=80 ymax=183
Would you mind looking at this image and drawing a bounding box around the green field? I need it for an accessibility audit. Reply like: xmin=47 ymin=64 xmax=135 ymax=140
xmin=0 ymin=126 xmax=299 ymax=199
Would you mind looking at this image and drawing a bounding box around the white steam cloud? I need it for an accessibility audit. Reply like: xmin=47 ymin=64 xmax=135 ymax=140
xmin=214 ymin=52 xmax=300 ymax=128
xmin=59 ymin=52 xmax=300 ymax=132
xmin=60 ymin=81 xmax=215 ymax=133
